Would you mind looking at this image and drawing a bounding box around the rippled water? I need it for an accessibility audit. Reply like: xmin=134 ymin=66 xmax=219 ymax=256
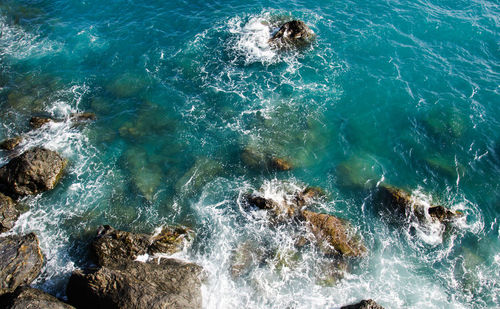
xmin=0 ymin=0 xmax=499 ymax=308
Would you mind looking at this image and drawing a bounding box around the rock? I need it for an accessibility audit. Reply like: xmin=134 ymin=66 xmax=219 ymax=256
xmin=92 ymin=225 xmax=193 ymax=268
xmin=301 ymin=210 xmax=367 ymax=257
xmin=244 ymin=193 xmax=298 ymax=220
xmin=29 ymin=116 xmax=54 ymax=129
xmin=341 ymin=299 xmax=385 ymax=309
xmin=315 ymin=259 xmax=348 ymax=286
xmin=241 ymin=147 xmax=293 ymax=172
xmin=70 ymin=112 xmax=96 ymax=123
xmin=377 ymin=184 xmax=463 ymax=224
xmin=67 ymin=259 xmax=203 ymax=309
xmin=0 ymin=286 xmax=75 ymax=309
xmin=175 ymin=158 xmax=223 ymax=195
xmin=0 ymin=147 xmax=67 ymax=197
xmin=230 ymin=241 xmax=266 ymax=278
xmin=106 ymin=73 xmax=146 ymax=98
xmin=269 ymin=157 xmax=292 ymax=171
xmin=336 ymin=155 xmax=382 ymax=190
xmin=0 ymin=137 xmax=23 ymax=151
xmin=0 ymin=192 xmax=19 ymax=232
xmin=269 ymin=20 xmax=315 ymax=50
xmin=0 ymin=233 xmax=44 ymax=295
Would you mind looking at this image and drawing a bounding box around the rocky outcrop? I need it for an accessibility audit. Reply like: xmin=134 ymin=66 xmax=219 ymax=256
xmin=0 ymin=286 xmax=75 ymax=309
xmin=269 ymin=20 xmax=315 ymax=50
xmin=0 ymin=192 xmax=19 ymax=232
xmin=301 ymin=210 xmax=367 ymax=257
xmin=244 ymin=185 xmax=366 ymax=258
xmin=0 ymin=147 xmax=67 ymax=197
xmin=67 ymin=258 xmax=203 ymax=309
xmin=0 ymin=137 xmax=23 ymax=151
xmin=0 ymin=233 xmax=44 ymax=295
xmin=341 ymin=299 xmax=385 ymax=309
xmin=92 ymin=225 xmax=194 ymax=268
xmin=377 ymin=184 xmax=463 ymax=224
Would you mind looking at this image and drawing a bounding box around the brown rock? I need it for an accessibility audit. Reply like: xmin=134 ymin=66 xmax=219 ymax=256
xmin=0 ymin=137 xmax=23 ymax=151
xmin=270 ymin=157 xmax=292 ymax=171
xmin=29 ymin=116 xmax=54 ymax=129
xmin=0 ymin=192 xmax=19 ymax=232
xmin=0 ymin=286 xmax=75 ymax=309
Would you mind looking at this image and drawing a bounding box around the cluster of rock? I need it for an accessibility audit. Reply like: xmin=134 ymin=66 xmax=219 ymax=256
xmin=66 ymin=225 xmax=204 ymax=309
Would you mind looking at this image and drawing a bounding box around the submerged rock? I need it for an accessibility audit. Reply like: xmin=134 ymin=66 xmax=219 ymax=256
xmin=0 ymin=137 xmax=23 ymax=151
xmin=92 ymin=225 xmax=194 ymax=268
xmin=341 ymin=299 xmax=385 ymax=309
xmin=175 ymin=157 xmax=224 ymax=195
xmin=106 ymin=73 xmax=147 ymax=98
xmin=0 ymin=286 xmax=75 ymax=309
xmin=69 ymin=112 xmax=96 ymax=122
xmin=0 ymin=147 xmax=67 ymax=197
xmin=302 ymin=210 xmax=367 ymax=257
xmin=269 ymin=20 xmax=315 ymax=50
xmin=230 ymin=241 xmax=266 ymax=278
xmin=67 ymin=259 xmax=203 ymax=309
xmin=0 ymin=192 xmax=19 ymax=232
xmin=29 ymin=116 xmax=55 ymax=129
xmin=424 ymin=107 xmax=467 ymax=139
xmin=241 ymin=147 xmax=293 ymax=172
xmin=336 ymin=155 xmax=383 ymax=190
xmin=377 ymin=184 xmax=463 ymax=224
xmin=0 ymin=233 xmax=44 ymax=295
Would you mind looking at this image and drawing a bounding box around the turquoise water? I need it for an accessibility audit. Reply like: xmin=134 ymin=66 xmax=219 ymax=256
xmin=0 ymin=0 xmax=499 ymax=307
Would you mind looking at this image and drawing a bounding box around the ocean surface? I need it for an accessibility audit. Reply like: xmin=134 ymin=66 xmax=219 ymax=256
xmin=0 ymin=0 xmax=499 ymax=308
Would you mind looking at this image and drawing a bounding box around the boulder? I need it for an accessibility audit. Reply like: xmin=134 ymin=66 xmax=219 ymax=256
xmin=301 ymin=210 xmax=367 ymax=257
xmin=0 ymin=137 xmax=23 ymax=151
xmin=377 ymin=184 xmax=463 ymax=224
xmin=92 ymin=225 xmax=194 ymax=268
xmin=0 ymin=233 xmax=44 ymax=295
xmin=0 ymin=286 xmax=75 ymax=309
xmin=29 ymin=116 xmax=54 ymax=129
xmin=67 ymin=259 xmax=203 ymax=309
xmin=0 ymin=192 xmax=19 ymax=232
xmin=269 ymin=20 xmax=315 ymax=50
xmin=0 ymin=147 xmax=67 ymax=197
xmin=341 ymin=299 xmax=385 ymax=309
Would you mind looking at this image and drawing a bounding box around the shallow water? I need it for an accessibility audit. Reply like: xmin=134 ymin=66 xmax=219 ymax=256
xmin=0 ymin=0 xmax=499 ymax=308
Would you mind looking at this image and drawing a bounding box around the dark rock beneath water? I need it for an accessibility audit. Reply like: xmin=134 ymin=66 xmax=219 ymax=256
xmin=0 ymin=147 xmax=67 ymax=197
xmin=67 ymin=259 xmax=203 ymax=309
xmin=0 ymin=192 xmax=19 ymax=232
xmin=377 ymin=184 xmax=463 ymax=224
xmin=270 ymin=157 xmax=292 ymax=171
xmin=70 ymin=112 xmax=96 ymax=122
xmin=0 ymin=137 xmax=23 ymax=151
xmin=269 ymin=20 xmax=315 ymax=50
xmin=0 ymin=286 xmax=75 ymax=309
xmin=241 ymin=147 xmax=293 ymax=172
xmin=341 ymin=299 xmax=385 ymax=309
xmin=0 ymin=233 xmax=44 ymax=295
xmin=29 ymin=116 xmax=55 ymax=129
xmin=92 ymin=225 xmax=193 ymax=268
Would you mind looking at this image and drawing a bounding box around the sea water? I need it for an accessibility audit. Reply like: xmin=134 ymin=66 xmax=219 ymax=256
xmin=0 ymin=0 xmax=499 ymax=308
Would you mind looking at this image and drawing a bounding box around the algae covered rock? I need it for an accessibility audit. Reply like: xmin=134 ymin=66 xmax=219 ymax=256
xmin=0 ymin=147 xmax=67 ymax=197
xmin=0 ymin=192 xmax=19 ymax=232
xmin=269 ymin=20 xmax=316 ymax=50
xmin=67 ymin=259 xmax=203 ymax=309
xmin=0 ymin=233 xmax=44 ymax=295
xmin=0 ymin=286 xmax=75 ymax=309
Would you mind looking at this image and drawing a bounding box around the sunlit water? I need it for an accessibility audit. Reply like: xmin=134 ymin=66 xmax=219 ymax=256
xmin=0 ymin=0 xmax=499 ymax=308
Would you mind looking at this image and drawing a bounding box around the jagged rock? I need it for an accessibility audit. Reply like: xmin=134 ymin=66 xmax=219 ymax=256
xmin=0 ymin=137 xmax=23 ymax=151
xmin=0 ymin=147 xmax=67 ymax=197
xmin=341 ymin=299 xmax=385 ymax=309
xmin=377 ymin=184 xmax=463 ymax=224
xmin=0 ymin=192 xmax=19 ymax=232
xmin=92 ymin=225 xmax=193 ymax=268
xmin=29 ymin=116 xmax=54 ymax=129
xmin=0 ymin=233 xmax=44 ymax=295
xmin=269 ymin=20 xmax=315 ymax=50
xmin=66 ymin=259 xmax=203 ymax=309
xmin=0 ymin=286 xmax=75 ymax=309
xmin=301 ymin=210 xmax=367 ymax=257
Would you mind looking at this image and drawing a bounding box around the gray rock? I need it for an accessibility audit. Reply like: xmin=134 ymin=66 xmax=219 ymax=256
xmin=0 ymin=233 xmax=44 ymax=295
xmin=0 ymin=147 xmax=67 ymax=197
xmin=0 ymin=192 xmax=19 ymax=232
xmin=269 ymin=20 xmax=315 ymax=50
xmin=341 ymin=299 xmax=385 ymax=309
xmin=67 ymin=259 xmax=203 ymax=309
xmin=0 ymin=286 xmax=75 ymax=309
xmin=91 ymin=225 xmax=194 ymax=268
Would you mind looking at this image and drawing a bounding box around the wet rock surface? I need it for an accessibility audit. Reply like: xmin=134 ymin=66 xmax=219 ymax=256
xmin=92 ymin=225 xmax=194 ymax=268
xmin=269 ymin=20 xmax=316 ymax=50
xmin=341 ymin=299 xmax=385 ymax=309
xmin=0 ymin=137 xmax=23 ymax=151
xmin=0 ymin=147 xmax=67 ymax=197
xmin=0 ymin=286 xmax=75 ymax=309
xmin=0 ymin=192 xmax=19 ymax=232
xmin=0 ymin=233 xmax=44 ymax=295
xmin=29 ymin=116 xmax=55 ymax=129
xmin=67 ymin=257 xmax=203 ymax=309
